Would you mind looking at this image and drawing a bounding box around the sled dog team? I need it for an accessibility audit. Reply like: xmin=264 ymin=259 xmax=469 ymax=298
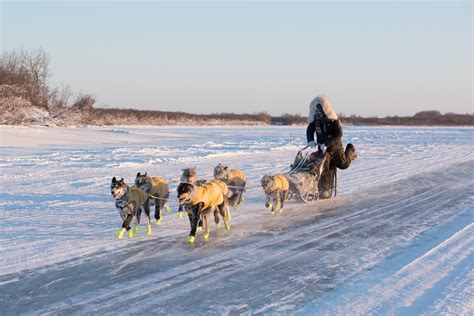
xmin=111 ymin=164 xmax=261 ymax=243
xmin=111 ymin=164 xmax=290 ymax=243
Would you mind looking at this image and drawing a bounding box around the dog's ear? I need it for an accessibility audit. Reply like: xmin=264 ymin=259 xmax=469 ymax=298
xmin=224 ymin=166 xmax=228 ymax=170
xmin=120 ymin=178 xmax=124 ymax=183
xmin=144 ymin=172 xmax=147 ymax=176
xmin=112 ymin=176 xmax=116 ymax=183
xmin=136 ymin=172 xmax=140 ymax=177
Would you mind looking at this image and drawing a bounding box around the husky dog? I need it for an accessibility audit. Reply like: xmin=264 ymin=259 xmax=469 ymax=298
xmin=177 ymin=181 xmax=230 ymax=244
xmin=179 ymin=168 xmax=231 ymax=228
xmin=178 ymin=168 xmax=207 ymax=218
xmin=111 ymin=177 xmax=151 ymax=238
xmin=135 ymin=172 xmax=170 ymax=225
xmin=213 ymin=164 xmax=246 ymax=209
xmin=261 ymin=174 xmax=290 ymax=214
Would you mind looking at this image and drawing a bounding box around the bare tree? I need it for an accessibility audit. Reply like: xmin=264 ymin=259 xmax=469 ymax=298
xmin=0 ymin=48 xmax=50 ymax=108
xmin=72 ymin=93 xmax=95 ymax=112
xmin=48 ymin=84 xmax=72 ymax=109
xmin=25 ymin=49 xmax=50 ymax=108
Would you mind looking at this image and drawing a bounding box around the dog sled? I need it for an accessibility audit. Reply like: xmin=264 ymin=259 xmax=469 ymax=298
xmin=285 ymin=146 xmax=337 ymax=203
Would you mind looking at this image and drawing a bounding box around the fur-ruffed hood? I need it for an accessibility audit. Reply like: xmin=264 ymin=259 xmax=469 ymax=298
xmin=308 ymin=95 xmax=338 ymax=123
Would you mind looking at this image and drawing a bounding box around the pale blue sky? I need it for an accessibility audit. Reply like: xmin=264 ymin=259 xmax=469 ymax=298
xmin=1 ymin=1 xmax=472 ymax=116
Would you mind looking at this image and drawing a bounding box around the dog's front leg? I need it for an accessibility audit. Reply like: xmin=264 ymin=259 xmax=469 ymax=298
xmin=154 ymin=200 xmax=162 ymax=225
xmin=265 ymin=194 xmax=272 ymax=210
xmin=236 ymin=187 xmax=245 ymax=207
xmin=131 ymin=205 xmax=142 ymax=237
xmin=218 ymin=203 xmax=231 ymax=230
xmin=116 ymin=207 xmax=127 ymax=238
xmin=177 ymin=203 xmax=187 ymax=219
xmin=203 ymin=207 xmax=212 ymax=240
xmin=271 ymin=192 xmax=279 ymax=214
xmin=187 ymin=203 xmax=202 ymax=244
xmin=161 ymin=193 xmax=171 ymax=213
xmin=213 ymin=206 xmax=220 ymax=227
xmin=197 ymin=215 xmax=203 ymax=232
xmin=135 ymin=205 xmax=141 ymax=226
xmin=118 ymin=212 xmax=134 ymax=239
xmin=144 ymin=200 xmax=152 ymax=235
xmin=279 ymin=190 xmax=287 ymax=213
xmin=224 ymin=202 xmax=231 ymax=222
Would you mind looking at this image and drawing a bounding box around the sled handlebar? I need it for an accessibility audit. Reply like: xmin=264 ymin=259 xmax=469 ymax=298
xmin=298 ymin=145 xmax=309 ymax=153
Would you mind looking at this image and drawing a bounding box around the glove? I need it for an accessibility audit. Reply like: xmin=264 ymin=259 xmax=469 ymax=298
xmin=308 ymin=141 xmax=317 ymax=148
xmin=318 ymin=143 xmax=326 ymax=152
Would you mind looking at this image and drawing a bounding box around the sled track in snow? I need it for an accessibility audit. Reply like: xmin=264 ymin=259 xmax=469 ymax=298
xmin=1 ymin=159 xmax=472 ymax=314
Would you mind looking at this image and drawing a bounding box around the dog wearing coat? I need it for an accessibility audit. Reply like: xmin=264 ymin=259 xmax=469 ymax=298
xmin=213 ymin=164 xmax=246 ymax=209
xmin=177 ymin=181 xmax=230 ymax=244
xmin=135 ymin=172 xmax=170 ymax=225
xmin=111 ymin=177 xmax=151 ymax=238
xmin=178 ymin=167 xmax=206 ymax=221
xmin=261 ymin=174 xmax=290 ymax=214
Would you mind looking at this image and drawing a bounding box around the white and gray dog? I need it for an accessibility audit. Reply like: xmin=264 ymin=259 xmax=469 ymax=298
xmin=213 ymin=164 xmax=246 ymax=209
xmin=261 ymin=174 xmax=290 ymax=214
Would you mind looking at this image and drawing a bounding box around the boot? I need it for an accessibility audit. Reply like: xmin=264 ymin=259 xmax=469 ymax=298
xmin=318 ymin=167 xmax=336 ymax=199
xmin=345 ymin=143 xmax=357 ymax=161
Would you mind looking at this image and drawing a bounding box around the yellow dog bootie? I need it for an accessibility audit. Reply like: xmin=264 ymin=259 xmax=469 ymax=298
xmin=117 ymin=228 xmax=126 ymax=239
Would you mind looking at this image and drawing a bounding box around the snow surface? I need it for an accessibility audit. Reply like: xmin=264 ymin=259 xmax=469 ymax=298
xmin=0 ymin=125 xmax=472 ymax=314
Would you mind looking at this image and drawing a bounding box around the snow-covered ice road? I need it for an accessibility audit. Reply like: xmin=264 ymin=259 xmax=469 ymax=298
xmin=0 ymin=126 xmax=472 ymax=314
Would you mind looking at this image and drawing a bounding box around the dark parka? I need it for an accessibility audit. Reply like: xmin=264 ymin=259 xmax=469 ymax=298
xmin=306 ymin=116 xmax=343 ymax=148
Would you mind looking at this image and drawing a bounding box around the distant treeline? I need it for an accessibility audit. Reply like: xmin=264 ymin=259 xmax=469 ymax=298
xmin=86 ymin=108 xmax=273 ymax=126
xmin=271 ymin=110 xmax=474 ymax=126
xmin=1 ymin=48 xmax=472 ymax=126
xmin=87 ymin=108 xmax=473 ymax=126
xmin=339 ymin=111 xmax=474 ymax=126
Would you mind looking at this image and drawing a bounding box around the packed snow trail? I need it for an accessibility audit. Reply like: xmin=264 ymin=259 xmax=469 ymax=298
xmin=2 ymin=161 xmax=472 ymax=314
xmin=0 ymin=126 xmax=472 ymax=314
